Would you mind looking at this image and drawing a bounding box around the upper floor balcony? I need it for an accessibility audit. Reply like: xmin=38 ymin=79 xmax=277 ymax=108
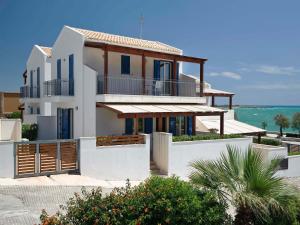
xmin=96 ymin=75 xmax=196 ymax=97
xmin=20 ymin=86 xmax=40 ymax=98
xmin=43 ymin=79 xmax=74 ymax=97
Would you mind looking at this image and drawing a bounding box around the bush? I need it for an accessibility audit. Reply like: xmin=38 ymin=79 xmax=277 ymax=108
xmin=254 ymin=197 xmax=300 ymax=225
xmin=253 ymin=137 xmax=281 ymax=146
xmin=173 ymin=133 xmax=243 ymax=142
xmin=22 ymin=123 xmax=38 ymax=140
xmin=286 ymin=133 xmax=300 ymax=138
xmin=40 ymin=176 xmax=231 ymax=225
xmin=6 ymin=111 xmax=21 ymax=119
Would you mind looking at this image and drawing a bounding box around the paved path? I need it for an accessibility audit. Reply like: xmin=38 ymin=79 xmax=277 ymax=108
xmin=0 ymin=185 xmax=112 ymax=225
xmin=0 ymin=175 xmax=141 ymax=225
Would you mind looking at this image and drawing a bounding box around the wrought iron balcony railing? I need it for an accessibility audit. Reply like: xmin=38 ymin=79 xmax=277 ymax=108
xmin=44 ymin=79 xmax=74 ymax=96
xmin=20 ymin=86 xmax=40 ymax=98
xmin=96 ymin=75 xmax=196 ymax=97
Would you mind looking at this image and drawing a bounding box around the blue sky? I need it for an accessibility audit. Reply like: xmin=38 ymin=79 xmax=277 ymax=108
xmin=0 ymin=0 xmax=299 ymax=105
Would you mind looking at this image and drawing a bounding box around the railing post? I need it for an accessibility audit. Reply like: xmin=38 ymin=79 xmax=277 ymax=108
xmin=56 ymin=142 xmax=61 ymax=172
xmin=35 ymin=143 xmax=40 ymax=174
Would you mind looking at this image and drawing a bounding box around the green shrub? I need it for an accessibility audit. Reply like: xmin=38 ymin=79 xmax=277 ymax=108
xmin=173 ymin=133 xmax=243 ymax=142
xmin=40 ymin=176 xmax=231 ymax=225
xmin=6 ymin=111 xmax=21 ymax=119
xmin=22 ymin=123 xmax=38 ymax=140
xmin=253 ymin=137 xmax=281 ymax=146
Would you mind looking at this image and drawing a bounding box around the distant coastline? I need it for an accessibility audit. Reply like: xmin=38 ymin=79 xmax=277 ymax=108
xmin=234 ymin=105 xmax=300 ymax=133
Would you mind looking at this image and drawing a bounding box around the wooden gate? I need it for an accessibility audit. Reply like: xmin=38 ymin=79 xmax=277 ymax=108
xmin=14 ymin=139 xmax=79 ymax=178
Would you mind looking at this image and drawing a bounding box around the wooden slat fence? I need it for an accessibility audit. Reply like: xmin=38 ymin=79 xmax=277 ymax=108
xmin=96 ymin=135 xmax=145 ymax=146
xmin=14 ymin=139 xmax=79 ymax=178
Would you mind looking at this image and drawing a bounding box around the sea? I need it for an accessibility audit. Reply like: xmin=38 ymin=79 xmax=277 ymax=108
xmin=234 ymin=106 xmax=300 ymax=133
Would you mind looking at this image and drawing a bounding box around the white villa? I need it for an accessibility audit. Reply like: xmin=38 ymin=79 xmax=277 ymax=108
xmin=20 ymin=25 xmax=264 ymax=141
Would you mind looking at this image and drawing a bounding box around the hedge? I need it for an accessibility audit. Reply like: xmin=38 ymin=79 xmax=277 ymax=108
xmin=173 ymin=133 xmax=243 ymax=142
xmin=253 ymin=137 xmax=281 ymax=146
xmin=40 ymin=176 xmax=231 ymax=225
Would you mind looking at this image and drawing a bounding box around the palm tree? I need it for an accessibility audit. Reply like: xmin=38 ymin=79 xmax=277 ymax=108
xmin=189 ymin=146 xmax=299 ymax=225
xmin=292 ymin=112 xmax=300 ymax=135
xmin=261 ymin=121 xmax=267 ymax=130
xmin=274 ymin=114 xmax=289 ymax=136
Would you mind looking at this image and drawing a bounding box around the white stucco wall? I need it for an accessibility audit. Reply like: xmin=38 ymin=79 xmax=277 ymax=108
xmin=51 ymin=26 xmax=84 ymax=138
xmin=153 ymin=132 xmax=253 ymax=180
xmin=0 ymin=119 xmax=21 ymax=141
xmin=96 ymin=107 xmax=125 ymax=135
xmin=80 ymin=135 xmax=150 ymax=180
xmin=0 ymin=141 xmax=14 ymax=178
xmin=277 ymin=155 xmax=300 ymax=177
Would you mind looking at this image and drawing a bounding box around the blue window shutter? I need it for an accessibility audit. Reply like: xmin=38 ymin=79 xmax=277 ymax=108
xmin=153 ymin=60 xmax=160 ymax=80
xmin=57 ymin=59 xmax=61 ymax=79
xmin=169 ymin=117 xmax=176 ymax=136
xmin=121 ymin=55 xmax=130 ymax=74
xmin=30 ymin=70 xmax=33 ymax=97
xmin=37 ymin=67 xmax=40 ymax=97
xmin=69 ymin=55 xmax=74 ymax=95
xmin=69 ymin=55 xmax=74 ymax=80
xmin=144 ymin=118 xmax=153 ymax=134
xmin=187 ymin=116 xmax=192 ymax=136
xmin=125 ymin=118 xmax=134 ymax=135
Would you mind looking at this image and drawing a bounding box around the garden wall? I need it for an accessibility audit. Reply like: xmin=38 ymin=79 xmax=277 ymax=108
xmin=80 ymin=134 xmax=150 ymax=181
xmin=153 ymin=132 xmax=252 ymax=180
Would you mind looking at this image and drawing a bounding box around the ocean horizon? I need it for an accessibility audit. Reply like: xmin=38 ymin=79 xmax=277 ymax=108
xmin=234 ymin=105 xmax=300 ymax=133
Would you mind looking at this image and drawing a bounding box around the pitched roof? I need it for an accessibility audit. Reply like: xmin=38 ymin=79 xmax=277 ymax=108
xmin=71 ymin=27 xmax=182 ymax=55
xmin=40 ymin=46 xmax=52 ymax=57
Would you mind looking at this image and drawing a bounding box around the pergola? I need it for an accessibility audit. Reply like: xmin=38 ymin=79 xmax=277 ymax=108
xmin=85 ymin=41 xmax=207 ymax=96
xmin=96 ymin=103 xmax=226 ymax=136
xmin=203 ymin=88 xmax=235 ymax=109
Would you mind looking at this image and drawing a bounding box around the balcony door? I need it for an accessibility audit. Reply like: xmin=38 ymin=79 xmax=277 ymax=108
xmin=153 ymin=60 xmax=172 ymax=95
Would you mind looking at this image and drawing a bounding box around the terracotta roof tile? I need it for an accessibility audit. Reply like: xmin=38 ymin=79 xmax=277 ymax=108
xmin=40 ymin=46 xmax=52 ymax=57
xmin=72 ymin=27 xmax=182 ymax=55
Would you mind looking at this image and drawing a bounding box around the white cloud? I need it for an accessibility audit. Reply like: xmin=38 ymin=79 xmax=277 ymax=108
xmin=241 ymin=83 xmax=300 ymax=90
xmin=256 ymin=65 xmax=300 ymax=75
xmin=237 ymin=63 xmax=300 ymax=76
xmin=208 ymin=71 xmax=241 ymax=80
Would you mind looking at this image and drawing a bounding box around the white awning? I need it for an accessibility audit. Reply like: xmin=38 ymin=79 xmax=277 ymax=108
xmin=98 ymin=104 xmax=225 ymax=117
xmin=197 ymin=118 xmax=265 ymax=135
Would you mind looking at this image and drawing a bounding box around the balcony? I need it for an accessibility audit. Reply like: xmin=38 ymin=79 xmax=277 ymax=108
xmin=44 ymin=79 xmax=74 ymax=97
xmin=20 ymin=86 xmax=40 ymax=98
xmin=96 ymin=75 xmax=196 ymax=97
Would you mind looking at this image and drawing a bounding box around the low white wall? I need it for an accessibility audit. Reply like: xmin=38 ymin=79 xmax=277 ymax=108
xmin=0 ymin=119 xmax=21 ymax=141
xmin=252 ymin=144 xmax=287 ymax=163
xmin=278 ymin=155 xmax=300 ymax=177
xmin=0 ymin=141 xmax=14 ymax=178
xmin=23 ymin=114 xmax=37 ymax=124
xmin=153 ymin=132 xmax=252 ymax=180
xmin=80 ymin=135 xmax=150 ymax=181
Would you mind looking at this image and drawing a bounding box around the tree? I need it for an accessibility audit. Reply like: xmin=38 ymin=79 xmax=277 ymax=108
xmin=292 ymin=112 xmax=300 ymax=134
xmin=189 ymin=146 xmax=300 ymax=225
xmin=261 ymin=121 xmax=267 ymax=130
xmin=274 ymin=114 xmax=289 ymax=136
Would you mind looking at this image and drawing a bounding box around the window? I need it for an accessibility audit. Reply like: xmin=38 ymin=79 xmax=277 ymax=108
xmin=121 ymin=55 xmax=130 ymax=75
xmin=37 ymin=107 xmax=40 ymax=114
xmin=125 ymin=118 xmax=134 ymax=135
xmin=57 ymin=59 xmax=61 ymax=79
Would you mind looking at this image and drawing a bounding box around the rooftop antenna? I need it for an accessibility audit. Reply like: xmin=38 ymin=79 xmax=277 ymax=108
xmin=139 ymin=13 xmax=144 ymax=39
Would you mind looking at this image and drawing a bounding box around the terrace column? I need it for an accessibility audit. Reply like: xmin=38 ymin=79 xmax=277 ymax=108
xmin=220 ymin=112 xmax=224 ymax=137
xmin=199 ymin=62 xmax=204 ymax=97
xmin=211 ymin=96 xmax=215 ymax=107
xmin=104 ymin=47 xmax=108 ymax=94
xmin=229 ymin=96 xmax=233 ymax=110
xmin=172 ymin=59 xmax=177 ymax=96
xmin=192 ymin=115 xmax=196 ymax=135
xmin=134 ymin=117 xmax=139 ymax=134
xmin=142 ymin=54 xmax=146 ymax=94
